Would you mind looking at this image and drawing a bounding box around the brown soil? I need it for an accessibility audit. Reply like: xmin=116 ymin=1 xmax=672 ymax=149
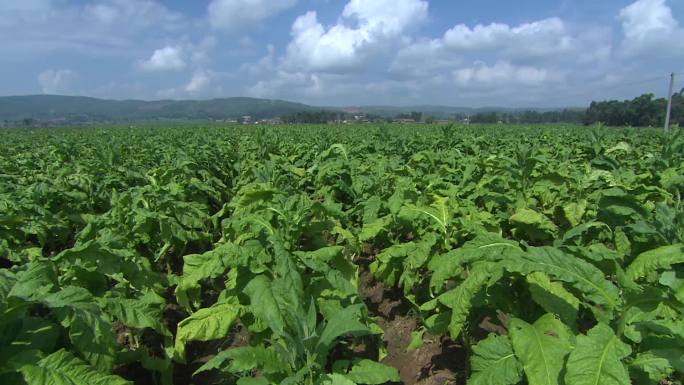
xmin=378 ymin=316 xmax=464 ymax=385
xmin=359 ymin=269 xmax=465 ymax=385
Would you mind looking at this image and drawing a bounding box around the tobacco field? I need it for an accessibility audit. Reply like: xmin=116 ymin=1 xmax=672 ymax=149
xmin=1 ymin=124 xmax=684 ymax=385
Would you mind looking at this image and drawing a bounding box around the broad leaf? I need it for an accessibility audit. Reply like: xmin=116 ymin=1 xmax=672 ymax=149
xmin=629 ymin=350 xmax=676 ymax=384
xmin=438 ymin=261 xmax=504 ymax=340
xmin=244 ymin=275 xmax=287 ymax=335
xmin=195 ymin=346 xmax=289 ymax=375
xmin=468 ymin=334 xmax=523 ymax=385
xmin=316 ymin=304 xmax=370 ymax=356
xmin=626 ymin=244 xmax=684 ymax=282
xmin=504 ymin=247 xmax=620 ymax=320
xmin=19 ymin=349 xmax=130 ymax=385
xmin=174 ymin=303 xmax=240 ymax=361
xmin=526 ymin=272 xmax=579 ymax=326
xmin=509 ymin=314 xmax=573 ymax=385
xmin=564 ymin=323 xmax=631 ymax=385
xmin=343 ymin=359 xmax=400 ymax=384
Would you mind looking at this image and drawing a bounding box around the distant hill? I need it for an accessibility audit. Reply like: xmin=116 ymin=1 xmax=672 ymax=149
xmin=0 ymin=94 xmax=582 ymax=124
xmin=347 ymin=105 xmax=583 ymax=118
xmin=0 ymin=95 xmax=325 ymax=122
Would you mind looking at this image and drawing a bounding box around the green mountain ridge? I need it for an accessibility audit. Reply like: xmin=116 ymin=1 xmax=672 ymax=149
xmin=0 ymin=95 xmax=322 ymax=122
xmin=0 ymin=95 xmax=581 ymax=122
xmin=347 ymin=105 xmax=585 ymax=118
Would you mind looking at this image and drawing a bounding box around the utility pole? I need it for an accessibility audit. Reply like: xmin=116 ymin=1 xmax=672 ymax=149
xmin=665 ymin=72 xmax=675 ymax=133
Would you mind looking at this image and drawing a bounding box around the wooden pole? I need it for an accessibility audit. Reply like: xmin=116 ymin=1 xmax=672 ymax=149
xmin=665 ymin=72 xmax=675 ymax=133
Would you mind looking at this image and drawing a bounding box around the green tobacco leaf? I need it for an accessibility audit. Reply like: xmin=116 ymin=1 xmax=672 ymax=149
xmin=372 ymin=237 xmax=435 ymax=289
xmin=343 ymin=359 xmax=400 ymax=384
xmin=295 ymin=246 xmax=345 ymax=267
xmin=176 ymin=242 xmax=241 ymax=310
xmin=597 ymin=188 xmax=648 ymax=226
xmin=244 ymin=275 xmax=287 ymax=335
xmin=629 ymin=351 xmax=676 ymax=384
xmin=322 ymin=373 xmax=357 ymax=385
xmin=359 ymin=215 xmax=390 ymax=242
xmin=407 ymin=328 xmax=425 ymax=352
xmin=428 ymin=233 xmax=521 ymax=291
xmin=237 ymin=378 xmax=270 ymax=385
xmin=19 ymin=349 xmax=130 ymax=385
xmin=316 ymin=304 xmax=370 ymax=357
xmin=509 ymin=208 xmax=558 ymax=241
xmin=560 ymin=222 xmax=610 ymax=245
xmin=509 ymin=314 xmax=573 ymax=385
xmin=8 ymin=261 xmax=57 ymax=301
xmin=0 ymin=317 xmax=60 ymax=364
xmin=362 ymin=196 xmax=383 ymax=225
xmin=626 ymin=244 xmax=684 ymax=282
xmin=526 ymin=272 xmax=579 ymax=327
xmin=42 ymin=287 xmax=118 ymax=372
xmin=614 ymin=227 xmax=631 ymax=257
xmin=468 ymin=334 xmax=522 ymax=385
xmin=0 ymin=269 xmax=17 ymax=309
xmin=174 ymin=303 xmax=240 ymax=362
xmin=562 ymin=201 xmax=587 ymax=227
xmin=438 ymin=262 xmax=504 ymax=340
xmin=101 ymin=296 xmax=170 ymax=336
xmin=564 ymin=323 xmax=631 ymax=385
xmin=195 ymin=346 xmax=289 ymax=375
xmin=504 ymin=247 xmax=620 ymax=320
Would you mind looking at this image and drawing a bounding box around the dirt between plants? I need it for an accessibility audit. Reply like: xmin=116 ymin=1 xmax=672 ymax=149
xmin=359 ymin=270 xmax=464 ymax=385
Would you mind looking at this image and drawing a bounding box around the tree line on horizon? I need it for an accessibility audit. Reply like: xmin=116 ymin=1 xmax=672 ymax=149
xmin=280 ymin=90 xmax=684 ymax=127
xmin=4 ymin=90 xmax=683 ymax=127
xmin=436 ymin=91 xmax=684 ymax=127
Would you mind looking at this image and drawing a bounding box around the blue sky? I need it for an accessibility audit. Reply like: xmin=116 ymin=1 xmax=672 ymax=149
xmin=1 ymin=0 xmax=683 ymax=107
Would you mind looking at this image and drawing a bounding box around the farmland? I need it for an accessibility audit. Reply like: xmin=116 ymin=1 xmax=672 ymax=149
xmin=1 ymin=123 xmax=684 ymax=385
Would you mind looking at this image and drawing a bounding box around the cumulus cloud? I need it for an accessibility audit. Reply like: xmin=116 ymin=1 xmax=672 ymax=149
xmin=6 ymin=0 xmax=683 ymax=107
xmin=453 ymin=61 xmax=560 ymax=87
xmin=619 ymin=0 xmax=684 ymax=54
xmin=185 ymin=71 xmax=211 ymax=93
xmin=141 ymin=46 xmax=186 ymax=71
xmin=443 ymin=18 xmax=575 ymax=58
xmin=38 ymin=69 xmax=76 ymax=94
xmin=156 ymin=69 xmax=232 ymax=99
xmin=0 ymin=0 xmax=187 ymax=56
xmin=208 ymin=0 xmax=297 ymax=32
xmin=243 ymin=0 xmax=615 ymax=107
xmin=282 ymin=0 xmax=428 ymax=73
xmin=391 ymin=16 xmax=611 ymax=77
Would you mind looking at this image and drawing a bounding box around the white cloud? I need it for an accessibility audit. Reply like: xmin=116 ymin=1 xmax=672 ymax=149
xmin=342 ymin=0 xmax=428 ymax=37
xmin=620 ymin=0 xmax=678 ymax=40
xmin=443 ymin=18 xmax=575 ymax=57
xmin=38 ymin=69 xmax=76 ymax=94
xmin=0 ymin=0 xmax=188 ymax=56
xmin=388 ymin=14 xmax=611 ymax=87
xmin=619 ymin=0 xmax=684 ymax=54
xmin=185 ymin=71 xmax=211 ymax=93
xmin=244 ymin=1 xmax=614 ymax=107
xmin=141 ymin=46 xmax=186 ymax=71
xmin=156 ymin=70 xmax=232 ymax=99
xmin=453 ymin=61 xmax=560 ymax=87
xmin=390 ymin=16 xmax=606 ymax=77
xmin=81 ymin=0 xmax=186 ymax=32
xmin=208 ymin=0 xmax=297 ymax=32
xmin=282 ymin=0 xmax=428 ymax=73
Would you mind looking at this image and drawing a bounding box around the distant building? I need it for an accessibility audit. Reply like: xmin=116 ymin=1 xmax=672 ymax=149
xmin=393 ymin=118 xmax=416 ymax=123
xmin=260 ymin=118 xmax=282 ymax=124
